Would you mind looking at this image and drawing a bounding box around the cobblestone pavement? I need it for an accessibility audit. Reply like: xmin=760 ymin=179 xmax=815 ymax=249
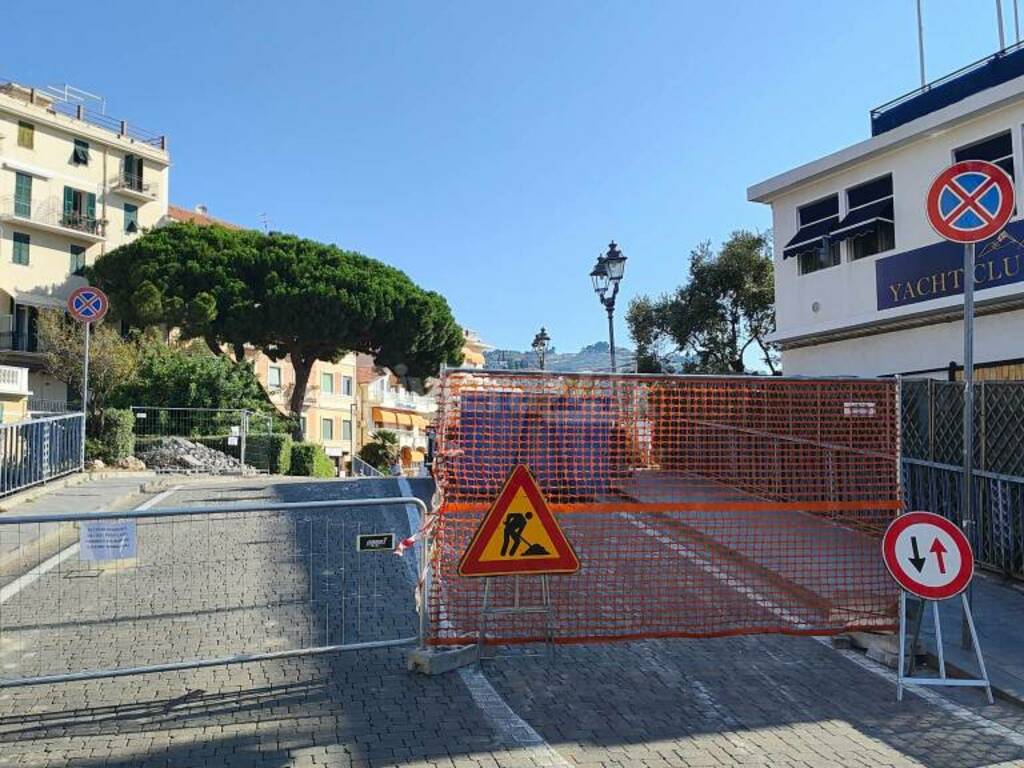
xmin=0 ymin=479 xmax=1022 ymax=768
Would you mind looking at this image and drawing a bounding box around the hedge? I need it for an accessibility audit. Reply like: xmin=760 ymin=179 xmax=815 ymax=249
xmin=99 ymin=408 xmax=135 ymax=461
xmin=288 ymin=442 xmax=336 ymax=477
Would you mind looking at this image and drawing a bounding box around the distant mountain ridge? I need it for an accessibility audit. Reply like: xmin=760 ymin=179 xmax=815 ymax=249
xmin=484 ymin=341 xmax=689 ymax=373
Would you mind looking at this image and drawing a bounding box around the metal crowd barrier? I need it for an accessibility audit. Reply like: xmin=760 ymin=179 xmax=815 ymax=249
xmin=0 ymin=497 xmax=428 ymax=687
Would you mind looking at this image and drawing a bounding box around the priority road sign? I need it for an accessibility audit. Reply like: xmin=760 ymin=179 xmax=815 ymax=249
xmin=882 ymin=511 xmax=974 ymax=600
xmin=458 ymin=464 xmax=579 ymax=577
xmin=67 ymin=285 xmax=109 ymax=324
xmin=925 ymin=160 xmax=1014 ymax=244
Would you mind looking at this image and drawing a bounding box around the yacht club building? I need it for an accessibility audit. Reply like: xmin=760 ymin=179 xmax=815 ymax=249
xmin=749 ymin=46 xmax=1024 ymax=380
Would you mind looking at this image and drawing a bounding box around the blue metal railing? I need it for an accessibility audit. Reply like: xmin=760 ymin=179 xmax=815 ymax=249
xmin=0 ymin=414 xmax=84 ymax=498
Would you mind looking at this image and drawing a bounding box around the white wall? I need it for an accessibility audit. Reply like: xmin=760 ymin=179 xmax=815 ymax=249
xmin=767 ymin=94 xmax=1024 ymax=376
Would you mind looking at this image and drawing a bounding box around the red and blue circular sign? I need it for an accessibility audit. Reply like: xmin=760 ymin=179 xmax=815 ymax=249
xmin=67 ymin=285 xmax=109 ymax=324
xmin=926 ymin=160 xmax=1015 ymax=243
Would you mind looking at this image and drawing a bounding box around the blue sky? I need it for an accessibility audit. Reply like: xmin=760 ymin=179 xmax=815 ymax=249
xmin=7 ymin=1 xmax=1018 ymax=352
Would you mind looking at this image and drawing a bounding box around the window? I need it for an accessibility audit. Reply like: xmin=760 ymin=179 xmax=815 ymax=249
xmin=123 ymin=154 xmax=143 ymax=190
xmin=268 ymin=365 xmax=282 ymax=390
xmin=832 ymin=174 xmax=895 ymax=261
xmin=342 ymin=419 xmax=352 ymax=441
xmin=300 ymin=415 xmax=307 ymax=437
xmin=14 ymin=173 xmax=31 ymax=218
xmin=955 ymin=131 xmax=1014 ymax=178
xmin=70 ymin=245 xmax=86 ymax=275
xmin=63 ymin=187 xmax=98 ymax=234
xmin=17 ymin=121 xmax=33 ymax=149
xmin=342 ymin=375 xmax=353 ymax=396
xmin=124 ymin=203 xmax=139 ymax=234
xmin=321 ymin=418 xmax=334 ymax=440
xmin=320 ymin=372 xmax=334 ymax=394
xmin=783 ymin=194 xmax=840 ymax=274
xmin=72 ymin=138 xmax=90 ymax=166
xmin=12 ymin=233 xmax=29 ymax=265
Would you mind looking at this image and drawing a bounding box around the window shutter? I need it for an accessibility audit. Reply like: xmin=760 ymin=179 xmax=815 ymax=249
xmin=86 ymin=193 xmax=96 ymax=221
xmin=63 ymin=186 xmax=73 ymax=216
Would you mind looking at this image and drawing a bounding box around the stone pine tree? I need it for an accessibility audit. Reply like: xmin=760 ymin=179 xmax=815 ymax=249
xmin=90 ymin=223 xmax=464 ymax=436
xmin=627 ymin=230 xmax=778 ymax=374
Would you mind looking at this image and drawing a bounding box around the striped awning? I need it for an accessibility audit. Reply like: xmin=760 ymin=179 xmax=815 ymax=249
xmin=372 ymin=407 xmax=398 ymax=427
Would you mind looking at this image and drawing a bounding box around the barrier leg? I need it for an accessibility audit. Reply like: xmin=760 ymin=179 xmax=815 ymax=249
xmin=962 ymin=593 xmax=994 ymax=704
xmin=897 ymin=591 xmax=906 ymax=702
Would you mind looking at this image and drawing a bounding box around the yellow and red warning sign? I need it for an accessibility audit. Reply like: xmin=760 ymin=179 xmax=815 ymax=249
xmin=458 ymin=465 xmax=580 ymax=577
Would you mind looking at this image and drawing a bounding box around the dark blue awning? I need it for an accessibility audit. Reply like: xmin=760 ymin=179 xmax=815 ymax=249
xmin=830 ymin=198 xmax=894 ymax=243
xmin=782 ymin=216 xmax=838 ymax=260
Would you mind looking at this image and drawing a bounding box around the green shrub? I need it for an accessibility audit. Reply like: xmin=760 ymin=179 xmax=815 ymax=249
xmin=99 ymin=408 xmax=135 ymax=461
xmin=288 ymin=442 xmax=335 ymax=477
xmin=85 ymin=437 xmax=107 ymax=463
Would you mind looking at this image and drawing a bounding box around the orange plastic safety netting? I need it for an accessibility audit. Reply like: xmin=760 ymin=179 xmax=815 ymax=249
xmin=427 ymin=371 xmax=901 ymax=644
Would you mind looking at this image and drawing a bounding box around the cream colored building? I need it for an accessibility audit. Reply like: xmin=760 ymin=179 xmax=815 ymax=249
xmin=461 ymin=328 xmax=491 ymax=368
xmin=0 ymin=81 xmax=170 ymax=404
xmin=251 ymin=350 xmax=359 ymax=473
xmin=0 ymin=364 xmax=30 ymax=423
xmin=356 ymin=355 xmax=434 ymax=470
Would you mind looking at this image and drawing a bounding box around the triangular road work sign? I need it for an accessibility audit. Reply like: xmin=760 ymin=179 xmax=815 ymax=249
xmin=458 ymin=464 xmax=580 ymax=577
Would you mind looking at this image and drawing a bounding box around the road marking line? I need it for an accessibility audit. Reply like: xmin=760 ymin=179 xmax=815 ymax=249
xmin=0 ymin=485 xmax=179 ymax=605
xmin=815 ymin=638 xmax=1024 ymax=748
xmin=618 ymin=511 xmax=811 ymax=628
xmin=459 ymin=666 xmax=572 ymax=767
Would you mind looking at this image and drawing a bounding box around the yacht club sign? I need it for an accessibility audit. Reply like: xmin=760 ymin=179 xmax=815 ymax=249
xmin=876 ymin=219 xmax=1024 ymax=310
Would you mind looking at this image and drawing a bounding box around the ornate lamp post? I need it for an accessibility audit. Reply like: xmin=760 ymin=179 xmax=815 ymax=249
xmin=531 ymin=326 xmax=551 ymax=370
xmin=590 ymin=241 xmax=627 ymax=372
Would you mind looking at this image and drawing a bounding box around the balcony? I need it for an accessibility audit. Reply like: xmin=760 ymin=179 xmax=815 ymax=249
xmin=0 ymin=365 xmax=30 ymax=396
xmin=110 ymin=173 xmax=159 ymax=202
xmin=0 ymin=196 xmax=104 ymax=242
xmin=872 ymin=42 xmax=1024 ymax=136
xmin=0 ymin=315 xmax=39 ymax=355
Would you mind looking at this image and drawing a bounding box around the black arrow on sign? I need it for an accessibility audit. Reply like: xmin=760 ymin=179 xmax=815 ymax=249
xmin=908 ymin=536 xmax=927 ymax=573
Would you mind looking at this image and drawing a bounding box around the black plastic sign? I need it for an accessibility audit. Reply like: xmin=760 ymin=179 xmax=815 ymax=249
xmin=357 ymin=533 xmax=395 ymax=553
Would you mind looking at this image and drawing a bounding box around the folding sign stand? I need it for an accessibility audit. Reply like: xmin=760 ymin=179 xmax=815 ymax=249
xmin=478 ymin=575 xmax=554 ymax=660
xmin=897 ymin=591 xmax=993 ymax=703
xmin=459 ymin=465 xmax=581 ymax=661
xmin=883 ymin=510 xmax=992 ymax=703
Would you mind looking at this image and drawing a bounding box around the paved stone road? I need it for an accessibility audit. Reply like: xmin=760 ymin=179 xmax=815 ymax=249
xmin=1 ymin=478 xmax=1022 ymax=767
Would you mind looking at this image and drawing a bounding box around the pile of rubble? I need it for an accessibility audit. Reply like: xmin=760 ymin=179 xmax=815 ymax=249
xmin=134 ymin=436 xmax=248 ymax=474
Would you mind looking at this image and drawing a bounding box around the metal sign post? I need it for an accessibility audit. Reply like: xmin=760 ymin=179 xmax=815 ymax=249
xmin=924 ymin=160 xmax=1015 ymax=647
xmin=66 ymin=286 xmax=109 ymax=463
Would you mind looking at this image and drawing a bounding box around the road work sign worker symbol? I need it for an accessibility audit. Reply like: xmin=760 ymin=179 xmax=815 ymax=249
xmin=459 ymin=464 xmax=580 ymax=577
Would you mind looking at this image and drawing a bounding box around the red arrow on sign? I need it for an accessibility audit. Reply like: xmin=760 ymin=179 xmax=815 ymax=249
xmin=930 ymin=538 xmax=948 ymax=574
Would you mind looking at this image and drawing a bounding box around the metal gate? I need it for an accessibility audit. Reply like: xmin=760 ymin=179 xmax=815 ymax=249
xmin=130 ymin=406 xmax=277 ymax=474
xmin=0 ymin=497 xmax=427 ymax=686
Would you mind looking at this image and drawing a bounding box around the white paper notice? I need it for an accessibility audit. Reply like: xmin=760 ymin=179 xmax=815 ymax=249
xmin=80 ymin=520 xmax=137 ymax=561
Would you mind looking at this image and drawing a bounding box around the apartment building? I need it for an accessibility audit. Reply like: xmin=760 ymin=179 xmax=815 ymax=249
xmin=251 ymin=350 xmax=359 ymax=473
xmin=461 ymin=328 xmax=490 ymax=368
xmin=748 ymin=45 xmax=1024 ymax=379
xmin=0 ymin=81 xmax=170 ymax=403
xmin=356 ymin=355 xmax=435 ymax=470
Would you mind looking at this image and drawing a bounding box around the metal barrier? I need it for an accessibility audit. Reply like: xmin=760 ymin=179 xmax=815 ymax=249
xmin=351 ymin=455 xmax=384 ymax=478
xmin=902 ymin=457 xmax=1024 ymax=579
xmin=130 ymin=406 xmax=280 ymax=474
xmin=0 ymin=413 xmax=84 ymax=498
xmin=0 ymin=497 xmax=428 ymax=687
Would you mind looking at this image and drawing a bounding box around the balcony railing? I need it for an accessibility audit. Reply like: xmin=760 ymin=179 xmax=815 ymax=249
xmin=0 ymin=196 xmax=104 ymax=238
xmin=0 ymin=316 xmax=38 ymax=353
xmin=111 ymin=173 xmax=159 ymax=199
xmin=0 ymin=364 xmax=29 ymax=395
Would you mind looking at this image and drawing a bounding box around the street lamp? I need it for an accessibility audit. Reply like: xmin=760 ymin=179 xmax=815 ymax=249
xmin=590 ymin=241 xmax=627 ymax=372
xmin=531 ymin=326 xmax=551 ymax=370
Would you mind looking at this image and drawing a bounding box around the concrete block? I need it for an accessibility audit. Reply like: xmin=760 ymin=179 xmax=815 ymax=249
xmin=407 ymin=644 xmax=479 ymax=675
